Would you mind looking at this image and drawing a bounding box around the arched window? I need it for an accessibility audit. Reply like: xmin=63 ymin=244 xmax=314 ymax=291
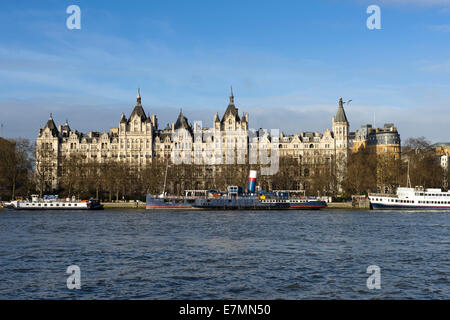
xmin=304 ymin=168 xmax=309 ymax=177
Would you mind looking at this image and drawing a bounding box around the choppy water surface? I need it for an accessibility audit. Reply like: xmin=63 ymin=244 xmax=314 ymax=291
xmin=0 ymin=209 xmax=448 ymax=299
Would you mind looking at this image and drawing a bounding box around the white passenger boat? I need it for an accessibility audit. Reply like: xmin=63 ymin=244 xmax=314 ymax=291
xmin=369 ymin=187 xmax=450 ymax=210
xmin=6 ymin=194 xmax=103 ymax=210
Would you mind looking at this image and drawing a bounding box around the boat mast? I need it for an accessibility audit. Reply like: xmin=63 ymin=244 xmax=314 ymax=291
xmin=162 ymin=161 xmax=169 ymax=196
xmin=407 ymin=159 xmax=412 ymax=188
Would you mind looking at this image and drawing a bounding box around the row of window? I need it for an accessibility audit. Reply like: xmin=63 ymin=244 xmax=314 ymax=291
xmin=374 ymin=198 xmax=450 ymax=205
xmin=23 ymin=203 xmax=80 ymax=207
xmin=415 ymin=193 xmax=450 ymax=197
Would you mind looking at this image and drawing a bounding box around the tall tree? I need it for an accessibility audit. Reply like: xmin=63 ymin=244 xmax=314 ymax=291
xmin=0 ymin=138 xmax=34 ymax=200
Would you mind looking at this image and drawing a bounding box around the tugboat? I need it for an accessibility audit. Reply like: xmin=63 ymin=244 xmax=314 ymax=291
xmin=146 ymin=169 xmax=327 ymax=210
xmin=193 ymin=186 xmax=327 ymax=210
xmin=5 ymin=195 xmax=103 ymax=210
xmin=193 ymin=171 xmax=327 ymax=210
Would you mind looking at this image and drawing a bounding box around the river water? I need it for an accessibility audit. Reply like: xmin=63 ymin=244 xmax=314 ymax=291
xmin=0 ymin=209 xmax=448 ymax=299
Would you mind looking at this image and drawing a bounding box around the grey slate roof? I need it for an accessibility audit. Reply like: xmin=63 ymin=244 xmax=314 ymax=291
xmin=174 ymin=111 xmax=192 ymax=134
xmin=129 ymin=103 xmax=147 ymax=122
xmin=335 ymin=97 xmax=348 ymax=123
xmin=129 ymin=89 xmax=147 ymax=122
xmin=221 ymin=88 xmax=241 ymax=123
xmin=44 ymin=114 xmax=59 ymax=136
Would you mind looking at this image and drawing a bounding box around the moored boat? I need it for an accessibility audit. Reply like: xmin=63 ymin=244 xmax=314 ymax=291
xmin=5 ymin=195 xmax=103 ymax=210
xmin=193 ymin=186 xmax=327 ymax=210
xmin=146 ymin=170 xmax=327 ymax=210
xmin=145 ymin=195 xmax=196 ymax=209
xmin=369 ymin=186 xmax=450 ymax=210
xmin=193 ymin=197 xmax=327 ymax=210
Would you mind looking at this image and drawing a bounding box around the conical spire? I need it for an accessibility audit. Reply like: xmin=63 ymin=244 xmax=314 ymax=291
xmin=63 ymin=118 xmax=70 ymax=131
xmin=44 ymin=113 xmax=58 ymax=135
xmin=137 ymin=88 xmax=141 ymax=105
xmin=130 ymin=89 xmax=147 ymax=121
xmin=335 ymin=97 xmax=348 ymax=123
xmin=174 ymin=109 xmax=192 ymax=134
xmin=222 ymin=86 xmax=240 ymax=123
xmin=229 ymin=86 xmax=234 ymax=104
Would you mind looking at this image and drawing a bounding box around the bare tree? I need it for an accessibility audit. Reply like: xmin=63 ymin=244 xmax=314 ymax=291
xmin=0 ymin=138 xmax=33 ymax=200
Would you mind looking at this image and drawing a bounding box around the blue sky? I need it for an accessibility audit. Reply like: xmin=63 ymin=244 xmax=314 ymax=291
xmin=1 ymin=0 xmax=450 ymax=142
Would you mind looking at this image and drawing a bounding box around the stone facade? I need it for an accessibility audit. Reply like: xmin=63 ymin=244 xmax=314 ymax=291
xmin=351 ymin=123 xmax=401 ymax=159
xmin=37 ymin=89 xmax=355 ymax=191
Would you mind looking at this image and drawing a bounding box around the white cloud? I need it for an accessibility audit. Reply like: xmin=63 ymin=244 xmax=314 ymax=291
xmin=418 ymin=60 xmax=450 ymax=72
xmin=428 ymin=24 xmax=450 ymax=31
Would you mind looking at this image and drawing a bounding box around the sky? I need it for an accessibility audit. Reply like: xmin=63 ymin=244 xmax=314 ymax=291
xmin=0 ymin=0 xmax=450 ymax=143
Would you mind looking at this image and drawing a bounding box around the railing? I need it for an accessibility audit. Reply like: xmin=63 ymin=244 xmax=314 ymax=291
xmin=368 ymin=193 xmax=398 ymax=198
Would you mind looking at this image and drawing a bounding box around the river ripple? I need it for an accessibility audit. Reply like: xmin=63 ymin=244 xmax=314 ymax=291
xmin=0 ymin=209 xmax=448 ymax=299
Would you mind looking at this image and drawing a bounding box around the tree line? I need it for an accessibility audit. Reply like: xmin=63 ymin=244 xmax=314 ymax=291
xmin=0 ymin=136 xmax=448 ymax=201
xmin=342 ymin=137 xmax=447 ymax=197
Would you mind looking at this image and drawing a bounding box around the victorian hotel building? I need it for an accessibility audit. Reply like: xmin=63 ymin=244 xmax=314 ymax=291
xmin=36 ymin=89 xmax=401 ymax=194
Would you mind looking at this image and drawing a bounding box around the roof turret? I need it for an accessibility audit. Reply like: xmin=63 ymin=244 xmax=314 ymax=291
xmin=335 ymin=97 xmax=349 ymax=123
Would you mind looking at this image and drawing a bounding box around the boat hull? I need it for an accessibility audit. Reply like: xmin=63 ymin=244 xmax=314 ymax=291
xmin=146 ymin=195 xmax=195 ymax=210
xmin=371 ymin=202 xmax=450 ymax=210
xmin=289 ymin=201 xmax=328 ymax=210
xmin=5 ymin=200 xmax=104 ymax=210
xmin=193 ymin=198 xmax=327 ymax=210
